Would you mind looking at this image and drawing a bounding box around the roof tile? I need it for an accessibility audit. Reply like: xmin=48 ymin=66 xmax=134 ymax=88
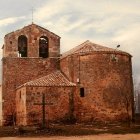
xmin=61 ymin=40 xmax=131 ymax=59
xmin=21 ymin=71 xmax=76 ymax=87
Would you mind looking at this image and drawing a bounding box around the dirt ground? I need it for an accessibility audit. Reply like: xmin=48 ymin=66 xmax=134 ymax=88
xmin=0 ymin=134 xmax=140 ymax=140
xmin=1 ymin=121 xmax=140 ymax=139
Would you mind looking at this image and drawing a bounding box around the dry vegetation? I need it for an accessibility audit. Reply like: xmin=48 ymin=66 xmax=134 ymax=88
xmin=0 ymin=114 xmax=140 ymax=139
xmin=0 ymin=121 xmax=140 ymax=138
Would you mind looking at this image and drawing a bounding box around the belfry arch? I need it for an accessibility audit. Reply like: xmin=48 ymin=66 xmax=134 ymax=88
xmin=39 ymin=36 xmax=49 ymax=58
xmin=18 ymin=35 xmax=27 ymax=57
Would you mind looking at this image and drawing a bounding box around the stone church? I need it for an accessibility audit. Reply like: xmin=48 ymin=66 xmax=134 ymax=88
xmin=2 ymin=23 xmax=134 ymax=126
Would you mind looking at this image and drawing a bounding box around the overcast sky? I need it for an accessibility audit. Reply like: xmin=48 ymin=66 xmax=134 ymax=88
xmin=0 ymin=0 xmax=140 ymax=83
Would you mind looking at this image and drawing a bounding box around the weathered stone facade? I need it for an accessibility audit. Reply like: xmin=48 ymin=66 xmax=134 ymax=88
xmin=60 ymin=41 xmax=134 ymax=122
xmin=3 ymin=58 xmax=59 ymax=122
xmin=16 ymin=86 xmax=76 ymax=126
xmin=60 ymin=41 xmax=133 ymax=121
xmin=2 ymin=23 xmax=134 ymax=125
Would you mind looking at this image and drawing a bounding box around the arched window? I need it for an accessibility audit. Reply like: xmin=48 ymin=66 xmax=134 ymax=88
xmin=18 ymin=35 xmax=27 ymax=57
xmin=39 ymin=36 xmax=48 ymax=58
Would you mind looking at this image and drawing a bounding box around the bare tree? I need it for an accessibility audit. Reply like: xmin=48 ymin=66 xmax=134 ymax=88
xmin=118 ymin=82 xmax=133 ymax=126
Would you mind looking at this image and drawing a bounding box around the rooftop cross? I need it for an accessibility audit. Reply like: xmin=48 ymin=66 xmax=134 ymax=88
xmin=31 ymin=7 xmax=34 ymax=24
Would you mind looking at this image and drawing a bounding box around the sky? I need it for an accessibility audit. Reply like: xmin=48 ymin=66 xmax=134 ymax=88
xmin=0 ymin=0 xmax=140 ymax=83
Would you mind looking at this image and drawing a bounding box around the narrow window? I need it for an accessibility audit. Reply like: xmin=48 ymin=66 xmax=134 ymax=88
xmin=39 ymin=36 xmax=48 ymax=58
xmin=80 ymin=88 xmax=85 ymax=97
xmin=19 ymin=91 xmax=21 ymax=99
xmin=18 ymin=35 xmax=27 ymax=57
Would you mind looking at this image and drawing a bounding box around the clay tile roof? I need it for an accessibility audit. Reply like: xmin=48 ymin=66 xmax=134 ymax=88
xmin=22 ymin=71 xmax=76 ymax=87
xmin=61 ymin=40 xmax=131 ymax=59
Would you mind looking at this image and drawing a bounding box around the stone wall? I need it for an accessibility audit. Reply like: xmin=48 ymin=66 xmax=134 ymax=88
xmin=16 ymin=86 xmax=76 ymax=126
xmin=60 ymin=52 xmax=134 ymax=122
xmin=16 ymin=86 xmax=26 ymax=126
xmin=2 ymin=57 xmax=59 ymax=124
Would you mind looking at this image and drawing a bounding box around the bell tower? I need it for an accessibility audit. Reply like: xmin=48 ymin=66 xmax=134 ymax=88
xmin=2 ymin=23 xmax=61 ymax=125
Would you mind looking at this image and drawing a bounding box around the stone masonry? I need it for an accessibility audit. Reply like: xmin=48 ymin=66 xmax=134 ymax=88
xmin=16 ymin=86 xmax=76 ymax=126
xmin=60 ymin=41 xmax=134 ymax=122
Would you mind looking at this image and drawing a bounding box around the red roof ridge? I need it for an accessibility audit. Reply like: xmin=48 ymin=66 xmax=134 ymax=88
xmin=61 ymin=40 xmax=131 ymax=59
xmin=5 ymin=23 xmax=60 ymax=38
